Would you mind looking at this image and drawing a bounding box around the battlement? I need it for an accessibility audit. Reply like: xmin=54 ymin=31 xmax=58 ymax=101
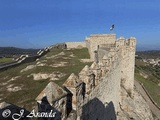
xmin=73 ymin=34 xmax=136 ymax=119
xmin=116 ymin=36 xmax=136 ymax=47
xmin=35 ymin=34 xmax=137 ymax=119
xmin=1 ymin=33 xmax=154 ymax=120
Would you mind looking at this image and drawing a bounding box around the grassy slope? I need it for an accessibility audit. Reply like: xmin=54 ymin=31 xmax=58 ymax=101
xmin=0 ymin=58 xmax=14 ymax=63
xmin=135 ymin=59 xmax=160 ymax=106
xmin=0 ymin=48 xmax=92 ymax=110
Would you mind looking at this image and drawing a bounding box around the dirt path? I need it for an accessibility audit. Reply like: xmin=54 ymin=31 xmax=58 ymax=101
xmin=134 ymin=80 xmax=160 ymax=119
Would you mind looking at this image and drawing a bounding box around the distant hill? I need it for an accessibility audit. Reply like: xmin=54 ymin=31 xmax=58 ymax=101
xmin=0 ymin=47 xmax=40 ymax=57
xmin=136 ymin=50 xmax=160 ymax=59
xmin=136 ymin=45 xmax=160 ymax=51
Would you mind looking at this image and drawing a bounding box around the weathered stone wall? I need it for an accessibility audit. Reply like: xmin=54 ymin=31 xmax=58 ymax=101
xmin=43 ymin=34 xmax=136 ymax=120
xmin=52 ymin=96 xmax=68 ymax=120
xmin=85 ymin=34 xmax=136 ymax=97
xmin=117 ymin=37 xmax=136 ymax=96
xmin=77 ymin=50 xmax=122 ymax=120
xmin=73 ymin=34 xmax=137 ymax=119
xmin=65 ymin=42 xmax=86 ymax=49
xmin=65 ymin=87 xmax=77 ymax=110
xmin=1 ymin=34 xmax=146 ymax=120
xmin=85 ymin=34 xmax=116 ymax=60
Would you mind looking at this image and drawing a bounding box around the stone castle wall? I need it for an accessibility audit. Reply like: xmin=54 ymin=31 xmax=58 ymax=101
xmin=1 ymin=34 xmax=155 ymax=120
xmin=85 ymin=35 xmax=136 ymax=96
xmin=118 ymin=37 xmax=136 ymax=96
xmin=74 ymin=34 xmax=136 ymax=119
xmin=33 ymin=34 xmax=136 ymax=120
xmin=65 ymin=42 xmax=86 ymax=49
xmin=85 ymin=34 xmax=116 ymax=60
xmin=1 ymin=34 xmax=136 ymax=120
xmin=77 ymin=52 xmax=122 ymax=120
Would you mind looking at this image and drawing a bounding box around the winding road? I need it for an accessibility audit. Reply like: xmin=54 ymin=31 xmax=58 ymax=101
xmin=134 ymin=80 xmax=160 ymax=119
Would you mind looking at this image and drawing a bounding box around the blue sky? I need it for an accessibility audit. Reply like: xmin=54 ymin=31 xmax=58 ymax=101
xmin=0 ymin=0 xmax=160 ymax=50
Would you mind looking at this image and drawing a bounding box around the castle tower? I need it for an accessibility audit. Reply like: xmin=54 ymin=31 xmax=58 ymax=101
xmin=85 ymin=34 xmax=116 ymax=60
xmin=120 ymin=37 xmax=136 ymax=97
xmin=116 ymin=36 xmax=125 ymax=47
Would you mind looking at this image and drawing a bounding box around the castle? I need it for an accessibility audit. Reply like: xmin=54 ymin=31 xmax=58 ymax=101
xmin=0 ymin=34 xmax=154 ymax=120
xmin=35 ymin=34 xmax=139 ymax=120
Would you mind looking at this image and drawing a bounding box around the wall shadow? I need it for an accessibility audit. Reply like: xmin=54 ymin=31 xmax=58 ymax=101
xmin=81 ymin=98 xmax=116 ymax=120
xmin=63 ymin=86 xmax=73 ymax=116
xmin=0 ymin=103 xmax=30 ymax=120
xmin=37 ymin=96 xmax=61 ymax=120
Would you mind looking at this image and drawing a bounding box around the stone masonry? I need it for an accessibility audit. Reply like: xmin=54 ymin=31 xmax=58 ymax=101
xmin=31 ymin=34 xmax=153 ymax=119
xmin=62 ymin=34 xmax=152 ymax=120
xmin=1 ymin=34 xmax=153 ymax=120
xmin=86 ymin=34 xmax=116 ymax=60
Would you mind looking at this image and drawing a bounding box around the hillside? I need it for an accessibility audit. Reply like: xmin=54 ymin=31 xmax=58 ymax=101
xmin=0 ymin=47 xmax=92 ymax=110
xmin=135 ymin=50 xmax=160 ymax=107
xmin=0 ymin=47 xmax=39 ymax=57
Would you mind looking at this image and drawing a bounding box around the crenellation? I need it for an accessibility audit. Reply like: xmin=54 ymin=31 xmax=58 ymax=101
xmin=128 ymin=37 xmax=136 ymax=47
xmin=1 ymin=33 xmax=154 ymax=120
xmin=25 ymin=33 xmax=152 ymax=119
xmin=71 ymin=33 xmax=136 ymax=119
xmin=117 ymin=36 xmax=125 ymax=47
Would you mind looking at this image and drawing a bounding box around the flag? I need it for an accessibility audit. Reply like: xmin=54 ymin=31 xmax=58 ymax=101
xmin=110 ymin=24 xmax=114 ymax=31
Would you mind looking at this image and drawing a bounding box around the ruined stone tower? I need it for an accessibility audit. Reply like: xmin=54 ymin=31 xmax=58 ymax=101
xmin=117 ymin=37 xmax=136 ymax=97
